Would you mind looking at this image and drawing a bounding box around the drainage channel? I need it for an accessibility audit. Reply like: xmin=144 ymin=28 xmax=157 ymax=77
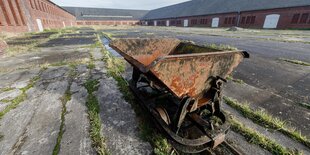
xmin=100 ymin=37 xmax=121 ymax=57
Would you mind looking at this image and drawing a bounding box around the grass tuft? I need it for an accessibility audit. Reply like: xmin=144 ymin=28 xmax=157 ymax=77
xmin=224 ymin=97 xmax=310 ymax=148
xmin=229 ymin=118 xmax=299 ymax=155
xmin=0 ymin=87 xmax=14 ymax=92
xmin=205 ymin=43 xmax=238 ymax=51
xmin=84 ymin=79 xmax=108 ymax=155
xmin=298 ymin=102 xmax=310 ymax=110
xmin=279 ymin=58 xmax=310 ymax=66
xmin=226 ymin=75 xmax=244 ymax=84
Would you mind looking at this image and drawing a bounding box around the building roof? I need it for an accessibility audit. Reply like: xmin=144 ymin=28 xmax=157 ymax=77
xmin=142 ymin=0 xmax=310 ymax=20
xmin=62 ymin=7 xmax=149 ymax=21
xmin=47 ymin=1 xmax=75 ymax=17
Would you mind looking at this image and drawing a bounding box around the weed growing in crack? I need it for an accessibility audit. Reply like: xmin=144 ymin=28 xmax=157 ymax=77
xmin=279 ymin=58 xmax=310 ymax=66
xmin=52 ymin=88 xmax=71 ymax=155
xmin=0 ymin=87 xmax=14 ymax=92
xmin=84 ymin=79 xmax=108 ymax=155
xmin=299 ymin=102 xmax=310 ymax=110
xmin=226 ymin=75 xmax=244 ymax=84
xmin=224 ymin=97 xmax=310 ymax=148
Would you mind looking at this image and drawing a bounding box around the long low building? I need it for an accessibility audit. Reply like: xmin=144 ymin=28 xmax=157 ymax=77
xmin=0 ymin=0 xmax=76 ymax=33
xmin=141 ymin=0 xmax=310 ymax=29
xmin=63 ymin=7 xmax=149 ymax=26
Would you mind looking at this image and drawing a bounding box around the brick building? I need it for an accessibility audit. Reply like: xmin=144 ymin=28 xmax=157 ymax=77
xmin=63 ymin=7 xmax=149 ymax=26
xmin=142 ymin=0 xmax=310 ymax=29
xmin=0 ymin=0 xmax=76 ymax=33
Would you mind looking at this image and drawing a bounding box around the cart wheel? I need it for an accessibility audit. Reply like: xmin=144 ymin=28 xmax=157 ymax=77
xmin=155 ymin=107 xmax=171 ymax=125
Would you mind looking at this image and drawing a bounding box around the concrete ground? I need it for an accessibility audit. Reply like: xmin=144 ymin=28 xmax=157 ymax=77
xmin=0 ymin=26 xmax=309 ymax=155
xmin=100 ymin=26 xmax=310 ymax=136
xmin=0 ymin=28 xmax=151 ymax=155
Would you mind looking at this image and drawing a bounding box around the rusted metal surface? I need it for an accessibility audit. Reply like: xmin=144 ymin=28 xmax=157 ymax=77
xmin=110 ymin=38 xmax=180 ymax=67
xmin=151 ymin=51 xmax=245 ymax=99
xmin=110 ymin=38 xmax=247 ymax=100
xmin=109 ymin=37 xmax=249 ymax=153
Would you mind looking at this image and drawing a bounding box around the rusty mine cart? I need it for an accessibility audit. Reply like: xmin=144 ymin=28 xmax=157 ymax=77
xmin=110 ymin=38 xmax=249 ymax=153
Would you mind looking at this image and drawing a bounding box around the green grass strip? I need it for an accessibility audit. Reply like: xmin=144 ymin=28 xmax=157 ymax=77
xmin=52 ymin=89 xmax=71 ymax=155
xmin=0 ymin=87 xmax=14 ymax=92
xmin=224 ymin=97 xmax=310 ymax=148
xmin=279 ymin=58 xmax=310 ymax=66
xmin=230 ymin=118 xmax=299 ymax=155
xmin=84 ymin=79 xmax=108 ymax=155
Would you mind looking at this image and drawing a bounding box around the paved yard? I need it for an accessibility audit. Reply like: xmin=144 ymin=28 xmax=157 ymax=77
xmin=0 ymin=28 xmax=151 ymax=155
xmin=0 ymin=26 xmax=309 ymax=155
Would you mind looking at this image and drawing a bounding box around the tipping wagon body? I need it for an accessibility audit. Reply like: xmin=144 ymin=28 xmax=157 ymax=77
xmin=110 ymin=38 xmax=249 ymax=153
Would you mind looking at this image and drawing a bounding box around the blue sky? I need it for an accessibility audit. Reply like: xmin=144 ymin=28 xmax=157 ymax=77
xmin=50 ymin=0 xmax=190 ymax=10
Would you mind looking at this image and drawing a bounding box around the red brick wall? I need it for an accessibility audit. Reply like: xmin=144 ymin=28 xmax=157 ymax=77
xmin=76 ymin=20 xmax=140 ymax=26
xmin=144 ymin=6 xmax=310 ymax=29
xmin=0 ymin=0 xmax=76 ymax=33
xmin=239 ymin=6 xmax=310 ymax=29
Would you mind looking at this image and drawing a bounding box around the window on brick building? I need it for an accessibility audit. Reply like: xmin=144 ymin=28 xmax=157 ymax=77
xmin=7 ymin=0 xmax=20 ymax=25
xmin=202 ymin=19 xmax=207 ymax=24
xmin=171 ymin=20 xmax=175 ymax=25
xmin=241 ymin=17 xmax=245 ymax=24
xmin=291 ymin=14 xmax=300 ymax=24
xmin=42 ymin=3 xmax=46 ymax=12
xmin=15 ymin=0 xmax=26 ymax=25
xmin=34 ymin=0 xmax=38 ymax=10
xmin=176 ymin=20 xmax=181 ymax=25
xmin=300 ymin=13 xmax=309 ymax=24
xmin=37 ymin=0 xmax=41 ymax=11
xmin=40 ymin=2 xmax=44 ymax=11
xmin=228 ymin=17 xmax=232 ymax=24
xmin=232 ymin=17 xmax=236 ymax=24
xmin=191 ymin=19 xmax=197 ymax=25
xmin=246 ymin=16 xmax=251 ymax=24
xmin=224 ymin=18 xmax=228 ymax=24
xmin=0 ymin=14 xmax=3 ymax=25
xmin=29 ymin=0 xmax=34 ymax=9
xmin=250 ymin=16 xmax=256 ymax=24
xmin=200 ymin=18 xmax=206 ymax=24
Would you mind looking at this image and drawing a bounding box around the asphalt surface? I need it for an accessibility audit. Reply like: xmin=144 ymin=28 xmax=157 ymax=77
xmin=101 ymin=26 xmax=310 ymax=136
xmin=1 ymin=26 xmax=309 ymax=155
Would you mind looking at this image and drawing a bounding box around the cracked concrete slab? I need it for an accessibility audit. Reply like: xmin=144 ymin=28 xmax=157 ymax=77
xmin=41 ymin=67 xmax=70 ymax=81
xmin=74 ymin=64 xmax=90 ymax=86
xmin=0 ymin=78 xmax=68 ymax=155
xmin=59 ymin=83 xmax=95 ymax=155
xmin=0 ymin=89 xmax=22 ymax=100
xmin=0 ymin=69 xmax=40 ymax=88
xmin=0 ymin=102 xmax=9 ymax=112
xmin=223 ymin=102 xmax=310 ymax=154
xmin=224 ymin=81 xmax=310 ymax=136
xmin=14 ymin=80 xmax=68 ymax=155
xmin=226 ymin=131 xmax=271 ymax=155
xmin=97 ymin=76 xmax=152 ymax=155
xmin=91 ymin=48 xmax=103 ymax=60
